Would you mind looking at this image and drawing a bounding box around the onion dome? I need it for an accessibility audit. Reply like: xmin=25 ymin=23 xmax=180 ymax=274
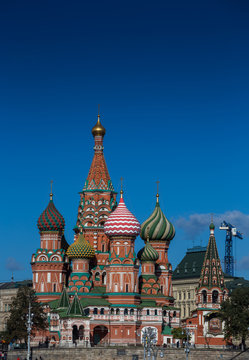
xmin=209 ymin=222 xmax=215 ymax=230
xmin=104 ymin=192 xmax=140 ymax=237
xmin=37 ymin=193 xmax=65 ymax=232
xmin=140 ymin=194 xmax=175 ymax=241
xmin=137 ymin=241 xmax=159 ymax=262
xmin=66 ymin=234 xmax=95 ymax=259
xmin=92 ymin=114 xmax=106 ymax=137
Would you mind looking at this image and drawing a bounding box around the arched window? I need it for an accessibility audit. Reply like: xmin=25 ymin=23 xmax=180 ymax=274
xmin=95 ymin=272 xmax=100 ymax=281
xmin=130 ymin=309 xmax=134 ymax=315
xmin=102 ymin=243 xmax=105 ymax=252
xmin=100 ymin=308 xmax=104 ymax=315
xmin=155 ymin=309 xmax=158 ymax=316
xmin=147 ymin=309 xmax=150 ymax=316
xmin=212 ymin=290 xmax=219 ymax=304
xmin=124 ymin=308 xmax=128 ymax=315
xmin=102 ymin=272 xmax=106 ymax=285
xmin=116 ymin=308 xmax=120 ymax=315
xmin=110 ymin=308 xmax=114 ymax=315
xmin=84 ymin=308 xmax=89 ymax=316
xmin=202 ymin=290 xmax=207 ymax=304
xmin=163 ymin=310 xmax=167 ymax=317
xmin=93 ymin=308 xmax=98 ymax=315
xmin=173 ymin=311 xmax=176 ymax=317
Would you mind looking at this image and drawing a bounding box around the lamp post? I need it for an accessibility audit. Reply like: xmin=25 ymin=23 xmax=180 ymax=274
xmin=142 ymin=327 xmax=164 ymax=360
xmin=26 ymin=301 xmax=34 ymax=360
xmin=183 ymin=329 xmax=191 ymax=360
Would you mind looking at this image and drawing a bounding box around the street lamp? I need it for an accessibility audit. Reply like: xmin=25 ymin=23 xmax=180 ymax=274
xmin=182 ymin=329 xmax=191 ymax=360
xmin=142 ymin=327 xmax=164 ymax=360
xmin=26 ymin=301 xmax=34 ymax=360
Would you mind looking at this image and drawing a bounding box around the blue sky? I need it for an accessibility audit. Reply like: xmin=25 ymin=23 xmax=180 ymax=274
xmin=1 ymin=0 xmax=249 ymax=281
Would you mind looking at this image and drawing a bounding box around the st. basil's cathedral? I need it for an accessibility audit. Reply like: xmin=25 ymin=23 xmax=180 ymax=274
xmin=30 ymin=114 xmax=227 ymax=347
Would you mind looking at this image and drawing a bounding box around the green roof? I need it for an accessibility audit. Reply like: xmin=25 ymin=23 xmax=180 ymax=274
xmin=80 ymin=297 xmax=110 ymax=307
xmin=225 ymin=277 xmax=249 ymax=293
xmin=58 ymin=287 xmax=70 ymax=308
xmin=172 ymin=246 xmax=207 ymax=280
xmin=67 ymin=294 xmax=83 ymax=316
xmin=162 ymin=325 xmax=172 ymax=335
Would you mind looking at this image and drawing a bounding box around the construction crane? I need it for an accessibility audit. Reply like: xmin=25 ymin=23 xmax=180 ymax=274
xmin=219 ymin=221 xmax=243 ymax=277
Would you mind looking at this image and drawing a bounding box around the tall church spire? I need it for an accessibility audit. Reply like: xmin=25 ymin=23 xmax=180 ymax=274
xmin=199 ymin=222 xmax=225 ymax=289
xmin=83 ymin=113 xmax=114 ymax=192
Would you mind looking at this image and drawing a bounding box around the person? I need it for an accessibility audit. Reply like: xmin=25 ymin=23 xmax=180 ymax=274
xmin=17 ymin=357 xmax=20 ymax=360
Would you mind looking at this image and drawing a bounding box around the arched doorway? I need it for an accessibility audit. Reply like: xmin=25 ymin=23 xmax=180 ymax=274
xmin=93 ymin=325 xmax=108 ymax=345
xmin=79 ymin=325 xmax=85 ymax=340
xmin=72 ymin=325 xmax=79 ymax=344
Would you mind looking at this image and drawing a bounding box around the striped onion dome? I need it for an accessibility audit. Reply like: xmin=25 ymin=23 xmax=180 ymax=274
xmin=137 ymin=241 xmax=159 ymax=262
xmin=37 ymin=195 xmax=65 ymax=232
xmin=66 ymin=234 xmax=95 ymax=259
xmin=104 ymin=192 xmax=140 ymax=237
xmin=140 ymin=194 xmax=175 ymax=241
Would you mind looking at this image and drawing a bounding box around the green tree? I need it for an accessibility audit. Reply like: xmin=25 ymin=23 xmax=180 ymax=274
xmin=219 ymin=287 xmax=249 ymax=349
xmin=172 ymin=327 xmax=191 ymax=342
xmin=6 ymin=286 xmax=47 ymax=343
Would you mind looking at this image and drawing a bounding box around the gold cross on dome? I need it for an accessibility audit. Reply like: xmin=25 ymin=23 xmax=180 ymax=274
xmin=156 ymin=180 xmax=160 ymax=194
xmin=120 ymin=177 xmax=124 ymax=194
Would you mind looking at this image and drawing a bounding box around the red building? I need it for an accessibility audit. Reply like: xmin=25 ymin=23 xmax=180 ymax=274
xmin=183 ymin=222 xmax=229 ymax=347
xmin=31 ymin=113 xmax=180 ymax=347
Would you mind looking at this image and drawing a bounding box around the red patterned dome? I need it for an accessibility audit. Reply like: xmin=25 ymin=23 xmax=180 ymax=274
xmin=37 ymin=195 xmax=65 ymax=232
xmin=104 ymin=194 xmax=140 ymax=237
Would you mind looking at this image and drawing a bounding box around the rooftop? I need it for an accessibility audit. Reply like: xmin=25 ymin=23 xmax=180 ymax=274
xmin=172 ymin=246 xmax=207 ymax=280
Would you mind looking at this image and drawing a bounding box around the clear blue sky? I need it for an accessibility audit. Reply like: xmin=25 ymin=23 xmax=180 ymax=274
xmin=1 ymin=0 xmax=249 ymax=281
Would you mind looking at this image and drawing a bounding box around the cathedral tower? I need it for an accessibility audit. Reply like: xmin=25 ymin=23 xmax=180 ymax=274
xmin=31 ymin=190 xmax=69 ymax=300
xmin=75 ymin=114 xmax=117 ymax=280
xmin=140 ymin=193 xmax=175 ymax=303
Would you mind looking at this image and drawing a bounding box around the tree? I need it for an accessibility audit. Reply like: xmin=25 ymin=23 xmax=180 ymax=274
xmin=6 ymin=286 xmax=47 ymax=343
xmin=219 ymin=287 xmax=249 ymax=349
xmin=172 ymin=327 xmax=191 ymax=342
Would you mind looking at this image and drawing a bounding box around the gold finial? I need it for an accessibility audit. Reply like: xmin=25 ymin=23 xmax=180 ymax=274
xmin=156 ymin=181 xmax=160 ymax=203
xmin=50 ymin=180 xmax=53 ymax=201
xmin=120 ymin=177 xmax=124 ymax=198
xmin=92 ymin=107 xmax=106 ymax=137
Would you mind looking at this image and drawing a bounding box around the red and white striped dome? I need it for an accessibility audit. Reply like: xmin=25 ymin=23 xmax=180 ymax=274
xmin=104 ymin=195 xmax=140 ymax=237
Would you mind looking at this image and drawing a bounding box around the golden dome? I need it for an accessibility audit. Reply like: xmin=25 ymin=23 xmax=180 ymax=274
xmin=92 ymin=115 xmax=106 ymax=137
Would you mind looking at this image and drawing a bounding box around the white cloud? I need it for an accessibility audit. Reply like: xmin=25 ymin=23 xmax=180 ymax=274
xmin=5 ymin=257 xmax=24 ymax=271
xmin=174 ymin=210 xmax=249 ymax=239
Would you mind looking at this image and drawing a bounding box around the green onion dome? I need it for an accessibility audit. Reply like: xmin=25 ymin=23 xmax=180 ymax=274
xmin=209 ymin=222 xmax=215 ymax=230
xmin=37 ymin=195 xmax=65 ymax=232
xmin=66 ymin=234 xmax=95 ymax=259
xmin=137 ymin=241 xmax=159 ymax=262
xmin=140 ymin=194 xmax=175 ymax=242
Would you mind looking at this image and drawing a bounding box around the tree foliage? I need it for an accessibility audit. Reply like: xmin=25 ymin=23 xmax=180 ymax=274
xmin=219 ymin=287 xmax=249 ymax=347
xmin=6 ymin=286 xmax=47 ymax=343
xmin=171 ymin=327 xmax=191 ymax=341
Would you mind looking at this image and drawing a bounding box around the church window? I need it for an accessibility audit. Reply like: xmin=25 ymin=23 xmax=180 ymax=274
xmin=160 ymin=286 xmax=163 ymax=294
xmin=202 ymin=290 xmax=207 ymax=304
xmin=126 ymin=284 xmax=129 ymax=292
xmin=183 ymin=307 xmax=186 ymax=317
xmin=84 ymin=308 xmax=89 ymax=316
xmin=212 ymin=290 xmax=219 ymax=303
xmin=173 ymin=311 xmax=176 ymax=317
xmin=102 ymin=272 xmax=106 ymax=285
xmin=183 ymin=292 xmax=186 ymax=300
xmin=93 ymin=308 xmax=98 ymax=315
xmin=102 ymin=243 xmax=105 ymax=252
xmin=179 ymin=292 xmax=181 ymax=300
xmin=163 ymin=310 xmax=167 ymax=317
xmin=53 ymin=284 xmax=56 ymax=292
xmin=155 ymin=309 xmax=158 ymax=316
xmin=130 ymin=309 xmax=134 ymax=315
xmin=124 ymin=308 xmax=128 ymax=315
xmin=116 ymin=308 xmax=120 ymax=315
xmin=188 ymin=292 xmax=191 ymax=299
xmin=111 ymin=308 xmax=114 ymax=315
xmin=100 ymin=308 xmax=104 ymax=315
xmin=147 ymin=309 xmax=150 ymax=316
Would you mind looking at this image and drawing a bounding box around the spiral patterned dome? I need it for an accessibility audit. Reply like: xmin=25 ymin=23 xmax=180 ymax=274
xmin=66 ymin=234 xmax=95 ymax=259
xmin=104 ymin=193 xmax=140 ymax=237
xmin=137 ymin=241 xmax=159 ymax=262
xmin=140 ymin=195 xmax=175 ymax=241
xmin=37 ymin=197 xmax=65 ymax=232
